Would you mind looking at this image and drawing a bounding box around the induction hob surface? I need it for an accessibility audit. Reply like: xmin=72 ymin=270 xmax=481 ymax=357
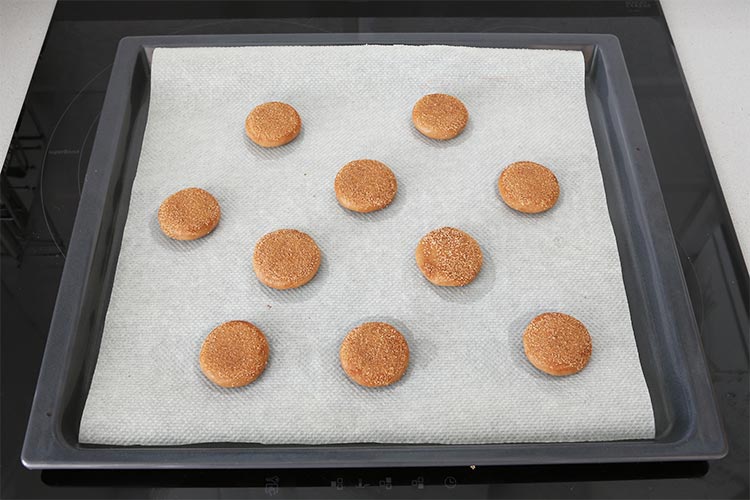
xmin=1 ymin=1 xmax=747 ymax=498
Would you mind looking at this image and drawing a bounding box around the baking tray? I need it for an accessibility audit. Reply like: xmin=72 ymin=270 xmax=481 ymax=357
xmin=22 ymin=33 xmax=726 ymax=469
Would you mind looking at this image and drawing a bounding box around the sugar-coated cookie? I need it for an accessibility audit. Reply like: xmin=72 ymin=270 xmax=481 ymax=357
xmin=253 ymin=229 xmax=321 ymax=289
xmin=412 ymin=93 xmax=468 ymax=140
xmin=415 ymin=227 xmax=483 ymax=286
xmin=523 ymin=312 xmax=592 ymax=376
xmin=334 ymin=159 xmax=398 ymax=213
xmin=339 ymin=322 xmax=409 ymax=387
xmin=199 ymin=321 xmax=269 ymax=388
xmin=245 ymin=102 xmax=301 ymax=147
xmin=158 ymin=187 xmax=220 ymax=240
xmin=498 ymin=161 xmax=560 ymax=214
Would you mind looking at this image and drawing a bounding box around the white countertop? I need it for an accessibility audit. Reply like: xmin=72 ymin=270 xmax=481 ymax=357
xmin=1 ymin=0 xmax=747 ymax=258
xmin=0 ymin=0 xmax=55 ymax=162
xmin=661 ymin=0 xmax=749 ymax=259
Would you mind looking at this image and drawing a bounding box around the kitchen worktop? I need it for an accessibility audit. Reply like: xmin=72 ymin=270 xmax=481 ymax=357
xmin=1 ymin=1 xmax=747 ymax=498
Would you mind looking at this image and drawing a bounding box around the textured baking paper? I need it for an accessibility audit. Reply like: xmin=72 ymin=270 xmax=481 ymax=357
xmin=79 ymin=45 xmax=655 ymax=445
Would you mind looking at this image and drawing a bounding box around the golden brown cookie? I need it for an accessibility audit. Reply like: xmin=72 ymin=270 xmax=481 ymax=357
xmin=158 ymin=187 xmax=221 ymax=240
xmin=199 ymin=320 xmax=269 ymax=388
xmin=339 ymin=322 xmax=410 ymax=387
xmin=498 ymin=161 xmax=560 ymax=214
xmin=252 ymin=229 xmax=321 ymax=290
xmin=522 ymin=312 xmax=592 ymax=376
xmin=334 ymin=159 xmax=398 ymax=213
xmin=245 ymin=102 xmax=301 ymax=147
xmin=412 ymin=93 xmax=468 ymax=140
xmin=415 ymin=227 xmax=483 ymax=286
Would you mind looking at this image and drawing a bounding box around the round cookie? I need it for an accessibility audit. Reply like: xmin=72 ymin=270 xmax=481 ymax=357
xmin=498 ymin=161 xmax=560 ymax=214
xmin=334 ymin=159 xmax=398 ymax=213
xmin=415 ymin=227 xmax=483 ymax=286
xmin=412 ymin=93 xmax=468 ymax=140
xmin=199 ymin=320 xmax=269 ymax=388
xmin=245 ymin=102 xmax=301 ymax=147
xmin=522 ymin=312 xmax=592 ymax=376
xmin=158 ymin=187 xmax=221 ymax=240
xmin=253 ymin=229 xmax=321 ymax=290
xmin=339 ymin=322 xmax=410 ymax=387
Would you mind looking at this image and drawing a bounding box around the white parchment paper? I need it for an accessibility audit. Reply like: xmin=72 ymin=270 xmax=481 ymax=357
xmin=79 ymin=45 xmax=655 ymax=445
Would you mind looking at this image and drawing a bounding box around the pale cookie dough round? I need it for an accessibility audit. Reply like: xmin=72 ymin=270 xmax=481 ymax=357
xmin=498 ymin=161 xmax=560 ymax=214
xmin=412 ymin=93 xmax=468 ymax=140
xmin=253 ymin=229 xmax=321 ymax=289
xmin=199 ymin=320 xmax=270 ymax=388
xmin=339 ymin=322 xmax=410 ymax=387
xmin=334 ymin=159 xmax=398 ymax=213
xmin=158 ymin=187 xmax=221 ymax=240
xmin=415 ymin=227 xmax=483 ymax=286
xmin=245 ymin=101 xmax=302 ymax=147
xmin=522 ymin=312 xmax=592 ymax=376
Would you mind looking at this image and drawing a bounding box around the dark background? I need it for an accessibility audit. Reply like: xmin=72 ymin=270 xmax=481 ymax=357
xmin=2 ymin=1 xmax=748 ymax=498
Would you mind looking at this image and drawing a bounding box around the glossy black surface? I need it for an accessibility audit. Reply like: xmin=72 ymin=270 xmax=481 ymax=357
xmin=1 ymin=1 xmax=747 ymax=498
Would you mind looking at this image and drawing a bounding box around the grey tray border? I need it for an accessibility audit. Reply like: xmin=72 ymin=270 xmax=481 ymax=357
xmin=22 ymin=33 xmax=726 ymax=469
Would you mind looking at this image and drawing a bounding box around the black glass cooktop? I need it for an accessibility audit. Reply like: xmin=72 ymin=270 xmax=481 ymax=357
xmin=2 ymin=1 xmax=748 ymax=498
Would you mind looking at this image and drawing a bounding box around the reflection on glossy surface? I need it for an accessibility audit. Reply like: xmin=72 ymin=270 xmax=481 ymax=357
xmin=1 ymin=1 xmax=747 ymax=498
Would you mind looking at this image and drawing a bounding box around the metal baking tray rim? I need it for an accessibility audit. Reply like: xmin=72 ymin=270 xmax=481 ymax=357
xmin=22 ymin=33 xmax=726 ymax=469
